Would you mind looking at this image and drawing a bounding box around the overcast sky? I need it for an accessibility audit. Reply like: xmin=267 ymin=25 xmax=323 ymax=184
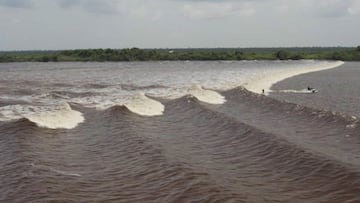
xmin=0 ymin=0 xmax=359 ymax=50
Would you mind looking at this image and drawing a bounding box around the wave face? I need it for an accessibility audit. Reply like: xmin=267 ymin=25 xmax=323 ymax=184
xmin=0 ymin=103 xmax=84 ymax=129
xmin=24 ymin=103 xmax=84 ymax=129
xmin=1 ymin=61 xmax=360 ymax=202
xmin=124 ymin=92 xmax=165 ymax=116
xmin=189 ymin=84 xmax=226 ymax=104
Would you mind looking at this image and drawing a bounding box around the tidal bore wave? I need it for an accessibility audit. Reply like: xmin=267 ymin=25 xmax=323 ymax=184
xmin=1 ymin=88 xmax=360 ymax=201
xmin=1 ymin=61 xmax=359 ymax=202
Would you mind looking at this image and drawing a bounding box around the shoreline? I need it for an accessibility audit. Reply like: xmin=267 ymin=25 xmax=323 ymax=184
xmin=1 ymin=47 xmax=359 ymax=62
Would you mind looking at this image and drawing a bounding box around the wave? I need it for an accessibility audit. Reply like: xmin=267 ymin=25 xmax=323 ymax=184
xmin=162 ymin=95 xmax=360 ymax=172
xmin=2 ymin=87 xmax=360 ymax=202
xmin=82 ymin=83 xmax=110 ymax=89
xmin=0 ymin=103 xmax=84 ymax=129
xmin=48 ymin=91 xmax=98 ymax=98
xmin=121 ymin=84 xmax=168 ymax=91
xmin=25 ymin=103 xmax=84 ymax=129
xmin=1 ymin=61 xmax=359 ymax=202
xmin=276 ymin=89 xmax=318 ymax=94
xmin=219 ymin=87 xmax=360 ymax=132
xmin=244 ymin=60 xmax=344 ymax=94
xmin=206 ymin=87 xmax=360 ymax=166
xmin=234 ymin=87 xmax=359 ymax=123
xmin=30 ymin=163 xmax=81 ymax=177
xmin=189 ymin=85 xmax=226 ymax=104
xmin=124 ymin=92 xmax=165 ymax=116
xmin=61 ymin=92 xmax=166 ymax=117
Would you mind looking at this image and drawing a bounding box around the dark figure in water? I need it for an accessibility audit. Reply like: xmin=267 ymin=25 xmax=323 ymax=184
xmin=262 ymin=89 xmax=265 ymax=94
xmin=307 ymin=86 xmax=317 ymax=93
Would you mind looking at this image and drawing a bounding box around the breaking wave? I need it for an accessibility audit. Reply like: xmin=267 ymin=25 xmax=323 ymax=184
xmin=276 ymin=89 xmax=318 ymax=94
xmin=124 ymin=92 xmax=165 ymax=116
xmin=189 ymin=84 xmax=226 ymax=104
xmin=1 ymin=61 xmax=360 ymax=202
xmin=244 ymin=60 xmax=344 ymax=94
xmin=0 ymin=103 xmax=84 ymax=129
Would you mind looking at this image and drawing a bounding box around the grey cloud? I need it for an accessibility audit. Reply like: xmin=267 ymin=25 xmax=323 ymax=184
xmin=56 ymin=0 xmax=118 ymax=14
xmin=58 ymin=0 xmax=117 ymax=14
xmin=292 ymin=0 xmax=353 ymax=18
xmin=0 ymin=0 xmax=359 ymax=50
xmin=57 ymin=0 xmax=81 ymax=8
xmin=0 ymin=0 xmax=124 ymax=15
xmin=321 ymin=2 xmax=353 ymax=17
xmin=0 ymin=0 xmax=33 ymax=8
xmin=174 ymin=0 xmax=268 ymax=2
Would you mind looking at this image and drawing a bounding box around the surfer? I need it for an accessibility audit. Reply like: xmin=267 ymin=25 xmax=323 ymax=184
xmin=262 ymin=89 xmax=265 ymax=94
xmin=307 ymin=86 xmax=317 ymax=93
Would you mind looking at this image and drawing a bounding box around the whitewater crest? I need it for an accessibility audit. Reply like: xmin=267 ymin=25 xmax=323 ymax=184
xmin=278 ymin=89 xmax=317 ymax=94
xmin=25 ymin=103 xmax=84 ymax=129
xmin=244 ymin=60 xmax=344 ymax=95
xmin=189 ymin=85 xmax=226 ymax=104
xmin=124 ymin=92 xmax=165 ymax=116
xmin=0 ymin=103 xmax=84 ymax=129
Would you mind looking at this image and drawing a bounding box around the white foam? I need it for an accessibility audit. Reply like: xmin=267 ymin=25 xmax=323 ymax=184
xmin=0 ymin=105 xmax=23 ymax=122
xmin=244 ymin=61 xmax=344 ymax=95
xmin=0 ymin=61 xmax=345 ymax=120
xmin=346 ymin=124 xmax=357 ymax=129
xmin=189 ymin=84 xmax=226 ymax=104
xmin=24 ymin=103 xmax=84 ymax=129
xmin=278 ymin=89 xmax=316 ymax=94
xmin=124 ymin=92 xmax=164 ymax=116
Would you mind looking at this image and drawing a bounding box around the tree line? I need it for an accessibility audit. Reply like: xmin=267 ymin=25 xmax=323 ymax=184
xmin=1 ymin=47 xmax=360 ymax=62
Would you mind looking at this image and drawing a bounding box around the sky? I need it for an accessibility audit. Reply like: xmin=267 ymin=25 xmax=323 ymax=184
xmin=0 ymin=0 xmax=359 ymax=50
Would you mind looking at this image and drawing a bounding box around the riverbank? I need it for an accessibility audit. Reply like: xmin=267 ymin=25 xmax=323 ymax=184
xmin=1 ymin=47 xmax=359 ymax=62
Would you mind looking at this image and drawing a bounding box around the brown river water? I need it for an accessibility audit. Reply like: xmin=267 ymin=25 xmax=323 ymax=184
xmin=0 ymin=61 xmax=359 ymax=202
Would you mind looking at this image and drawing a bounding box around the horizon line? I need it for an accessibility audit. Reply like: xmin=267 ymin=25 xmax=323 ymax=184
xmin=0 ymin=46 xmax=357 ymax=52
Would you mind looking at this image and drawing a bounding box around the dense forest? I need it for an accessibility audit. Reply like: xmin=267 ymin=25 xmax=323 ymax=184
xmin=0 ymin=47 xmax=360 ymax=62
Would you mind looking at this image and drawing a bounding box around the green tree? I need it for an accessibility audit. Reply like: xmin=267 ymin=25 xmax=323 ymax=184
xmin=51 ymin=55 xmax=58 ymax=62
xmin=275 ymin=50 xmax=289 ymax=60
xmin=331 ymin=52 xmax=344 ymax=60
xmin=290 ymin=54 xmax=304 ymax=60
xmin=41 ymin=56 xmax=50 ymax=62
